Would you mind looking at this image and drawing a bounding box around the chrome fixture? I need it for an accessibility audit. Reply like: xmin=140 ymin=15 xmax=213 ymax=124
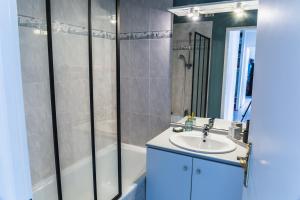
xmin=208 ymin=118 xmax=215 ymax=129
xmin=202 ymin=124 xmax=209 ymax=142
xmin=178 ymin=54 xmax=192 ymax=69
xmin=203 ymin=118 xmax=214 ymax=142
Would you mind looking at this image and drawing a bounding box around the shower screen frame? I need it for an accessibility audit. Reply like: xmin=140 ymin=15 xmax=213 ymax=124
xmin=44 ymin=0 xmax=122 ymax=199
xmin=191 ymin=32 xmax=211 ymax=118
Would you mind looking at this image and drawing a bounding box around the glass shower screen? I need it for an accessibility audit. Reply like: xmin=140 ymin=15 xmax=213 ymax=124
xmin=92 ymin=0 xmax=119 ymax=199
xmin=191 ymin=32 xmax=210 ymax=117
xmin=47 ymin=0 xmax=120 ymax=199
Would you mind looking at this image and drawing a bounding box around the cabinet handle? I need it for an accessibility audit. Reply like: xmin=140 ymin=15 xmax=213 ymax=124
xmin=195 ymin=169 xmax=201 ymax=174
xmin=183 ymin=165 xmax=188 ymax=171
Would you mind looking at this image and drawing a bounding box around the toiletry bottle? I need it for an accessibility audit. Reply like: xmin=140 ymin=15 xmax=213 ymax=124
xmin=243 ymin=120 xmax=250 ymax=143
xmin=185 ymin=116 xmax=193 ymax=131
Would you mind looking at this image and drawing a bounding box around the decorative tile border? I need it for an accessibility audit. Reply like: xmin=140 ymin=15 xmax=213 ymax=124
xmin=18 ymin=15 xmax=116 ymax=40
xmin=173 ymin=40 xmax=206 ymax=51
xmin=18 ymin=15 xmax=46 ymax=29
xmin=173 ymin=46 xmax=206 ymax=51
xmin=18 ymin=15 xmax=172 ymax=40
xmin=173 ymin=46 xmax=193 ymax=51
xmin=120 ymin=30 xmax=172 ymax=40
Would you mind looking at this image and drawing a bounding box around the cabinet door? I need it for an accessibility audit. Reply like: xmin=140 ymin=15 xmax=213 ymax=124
xmin=146 ymin=148 xmax=193 ymax=200
xmin=191 ymin=158 xmax=243 ymax=200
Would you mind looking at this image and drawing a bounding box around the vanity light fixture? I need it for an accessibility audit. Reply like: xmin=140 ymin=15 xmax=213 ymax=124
xmin=168 ymin=0 xmax=258 ymax=17
xmin=110 ymin=15 xmax=117 ymax=24
xmin=186 ymin=8 xmax=201 ymax=21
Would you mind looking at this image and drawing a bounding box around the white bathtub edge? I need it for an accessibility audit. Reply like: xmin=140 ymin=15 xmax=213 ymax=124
xmin=32 ymin=143 xmax=145 ymax=193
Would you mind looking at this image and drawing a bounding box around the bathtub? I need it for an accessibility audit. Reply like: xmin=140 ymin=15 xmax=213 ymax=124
xmin=32 ymin=143 xmax=146 ymax=200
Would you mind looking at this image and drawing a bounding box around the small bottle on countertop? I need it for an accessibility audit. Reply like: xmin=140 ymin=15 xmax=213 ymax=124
xmin=229 ymin=122 xmax=242 ymax=140
xmin=243 ymin=120 xmax=250 ymax=144
xmin=185 ymin=115 xmax=193 ymax=131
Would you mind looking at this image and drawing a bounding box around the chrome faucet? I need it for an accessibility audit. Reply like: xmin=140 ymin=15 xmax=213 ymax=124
xmin=203 ymin=118 xmax=214 ymax=142
xmin=208 ymin=118 xmax=215 ymax=129
xmin=202 ymin=124 xmax=209 ymax=142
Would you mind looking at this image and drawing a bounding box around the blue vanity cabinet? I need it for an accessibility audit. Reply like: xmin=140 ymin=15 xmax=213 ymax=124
xmin=146 ymin=148 xmax=193 ymax=200
xmin=146 ymin=148 xmax=244 ymax=200
xmin=191 ymin=158 xmax=243 ymax=200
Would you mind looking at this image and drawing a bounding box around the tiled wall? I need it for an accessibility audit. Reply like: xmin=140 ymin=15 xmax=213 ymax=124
xmin=17 ymin=0 xmax=117 ymax=187
xmin=120 ymin=0 xmax=172 ymax=146
xmin=171 ymin=22 xmax=213 ymax=118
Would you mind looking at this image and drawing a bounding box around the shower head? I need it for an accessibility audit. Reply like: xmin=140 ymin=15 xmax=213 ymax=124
xmin=179 ymin=54 xmax=187 ymax=67
xmin=179 ymin=54 xmax=192 ymax=69
xmin=179 ymin=54 xmax=186 ymax=62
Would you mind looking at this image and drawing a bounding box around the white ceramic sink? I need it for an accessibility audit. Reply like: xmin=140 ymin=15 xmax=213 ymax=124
xmin=169 ymin=131 xmax=236 ymax=154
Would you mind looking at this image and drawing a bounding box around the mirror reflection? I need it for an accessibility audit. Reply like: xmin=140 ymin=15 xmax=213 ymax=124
xmin=170 ymin=3 xmax=258 ymax=125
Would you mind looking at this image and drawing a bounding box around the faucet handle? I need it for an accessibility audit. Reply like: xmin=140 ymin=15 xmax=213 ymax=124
xmin=208 ymin=118 xmax=215 ymax=128
xmin=203 ymin=124 xmax=209 ymax=131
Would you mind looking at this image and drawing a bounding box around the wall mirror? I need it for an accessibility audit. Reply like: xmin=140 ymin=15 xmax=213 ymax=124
xmin=169 ymin=0 xmax=258 ymax=128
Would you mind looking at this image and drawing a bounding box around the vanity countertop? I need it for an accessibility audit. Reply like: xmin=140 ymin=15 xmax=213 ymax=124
xmin=146 ymin=127 xmax=247 ymax=167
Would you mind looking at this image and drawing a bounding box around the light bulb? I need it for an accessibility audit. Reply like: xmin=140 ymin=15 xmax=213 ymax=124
xmin=187 ymin=8 xmax=194 ymax=18
xmin=192 ymin=15 xmax=199 ymax=21
xmin=110 ymin=15 xmax=117 ymax=24
xmin=234 ymin=3 xmax=245 ymax=18
xmin=187 ymin=12 xmax=194 ymax=18
xmin=234 ymin=7 xmax=243 ymax=14
xmin=110 ymin=19 xmax=117 ymax=24
xmin=192 ymin=12 xmax=200 ymax=21
xmin=236 ymin=11 xmax=246 ymax=18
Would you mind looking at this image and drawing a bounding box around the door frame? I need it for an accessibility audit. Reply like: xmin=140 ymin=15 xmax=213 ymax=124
xmin=221 ymin=26 xmax=256 ymax=120
xmin=0 ymin=0 xmax=32 ymax=199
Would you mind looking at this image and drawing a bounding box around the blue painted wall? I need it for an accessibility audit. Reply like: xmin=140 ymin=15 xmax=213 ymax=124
xmin=173 ymin=0 xmax=257 ymax=117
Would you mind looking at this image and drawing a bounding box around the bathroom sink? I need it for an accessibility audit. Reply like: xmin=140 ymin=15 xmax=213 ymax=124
xmin=169 ymin=131 xmax=236 ymax=154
